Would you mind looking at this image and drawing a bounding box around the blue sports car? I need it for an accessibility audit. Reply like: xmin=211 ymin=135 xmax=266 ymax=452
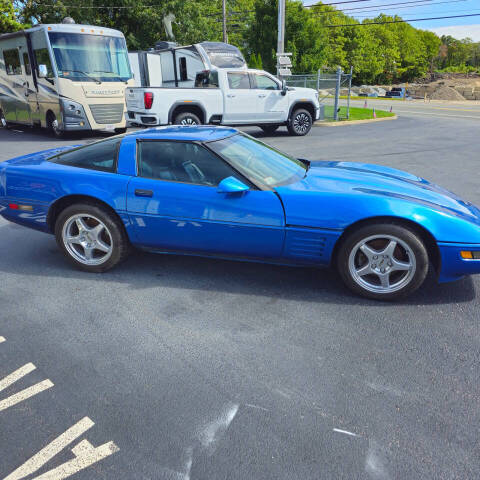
xmin=1 ymin=126 xmax=480 ymax=300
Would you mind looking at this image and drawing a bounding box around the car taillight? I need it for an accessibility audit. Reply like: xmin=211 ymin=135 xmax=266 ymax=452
xmin=144 ymin=92 xmax=154 ymax=110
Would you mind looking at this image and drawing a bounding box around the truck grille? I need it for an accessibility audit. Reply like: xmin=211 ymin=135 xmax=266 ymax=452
xmin=89 ymin=104 xmax=124 ymax=124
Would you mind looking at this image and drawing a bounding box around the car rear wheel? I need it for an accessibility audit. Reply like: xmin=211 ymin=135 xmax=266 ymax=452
xmin=174 ymin=112 xmax=202 ymax=126
xmin=260 ymin=125 xmax=279 ymax=135
xmin=337 ymin=223 xmax=429 ymax=300
xmin=55 ymin=203 xmax=130 ymax=273
xmin=288 ymin=108 xmax=312 ymax=136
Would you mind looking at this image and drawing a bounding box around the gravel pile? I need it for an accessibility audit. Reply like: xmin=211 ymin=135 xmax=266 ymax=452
xmin=429 ymin=86 xmax=466 ymax=101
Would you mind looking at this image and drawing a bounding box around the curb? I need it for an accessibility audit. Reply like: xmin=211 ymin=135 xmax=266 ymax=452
xmin=314 ymin=115 xmax=397 ymax=127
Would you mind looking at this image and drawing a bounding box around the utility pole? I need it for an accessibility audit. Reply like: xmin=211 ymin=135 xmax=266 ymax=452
xmin=222 ymin=0 xmax=228 ymax=43
xmin=277 ymin=0 xmax=285 ymax=62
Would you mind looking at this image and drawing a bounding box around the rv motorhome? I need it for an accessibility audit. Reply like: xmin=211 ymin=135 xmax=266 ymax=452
xmin=0 ymin=22 xmax=134 ymax=137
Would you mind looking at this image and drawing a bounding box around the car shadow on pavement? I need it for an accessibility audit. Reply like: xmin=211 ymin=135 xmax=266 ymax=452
xmin=0 ymin=225 xmax=474 ymax=306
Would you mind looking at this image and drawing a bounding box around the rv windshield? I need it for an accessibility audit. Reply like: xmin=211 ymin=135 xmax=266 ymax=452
xmin=48 ymin=32 xmax=132 ymax=82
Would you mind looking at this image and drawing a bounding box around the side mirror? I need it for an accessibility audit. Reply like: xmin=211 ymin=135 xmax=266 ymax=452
xmin=38 ymin=64 xmax=48 ymax=78
xmin=281 ymin=80 xmax=288 ymax=96
xmin=217 ymin=176 xmax=249 ymax=194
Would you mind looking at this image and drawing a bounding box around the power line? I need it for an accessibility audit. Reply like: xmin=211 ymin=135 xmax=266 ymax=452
xmin=325 ymin=12 xmax=480 ymax=26
xmin=305 ymin=0 xmax=410 ymax=7
xmin=311 ymin=0 xmax=467 ymax=16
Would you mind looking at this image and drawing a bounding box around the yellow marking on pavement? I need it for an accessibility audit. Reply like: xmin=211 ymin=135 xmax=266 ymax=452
xmin=5 ymin=416 xmax=119 ymax=480
xmin=0 ymin=363 xmax=54 ymax=412
xmin=430 ymin=106 xmax=480 ymax=112
xmin=0 ymin=336 xmax=5 ymax=343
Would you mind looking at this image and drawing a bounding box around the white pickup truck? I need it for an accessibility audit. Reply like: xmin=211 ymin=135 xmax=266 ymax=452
xmin=126 ymin=68 xmax=321 ymax=136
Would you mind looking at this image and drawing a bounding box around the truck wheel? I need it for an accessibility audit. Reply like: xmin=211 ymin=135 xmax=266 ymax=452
xmin=0 ymin=109 xmax=9 ymax=129
xmin=288 ymin=109 xmax=312 ymax=136
xmin=47 ymin=112 xmax=65 ymax=138
xmin=260 ymin=125 xmax=279 ymax=135
xmin=174 ymin=112 xmax=202 ymax=126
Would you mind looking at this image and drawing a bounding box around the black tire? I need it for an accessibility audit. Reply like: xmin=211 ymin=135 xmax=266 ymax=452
xmin=0 ymin=109 xmax=9 ymax=129
xmin=114 ymin=127 xmax=127 ymax=134
xmin=173 ymin=111 xmax=202 ymax=126
xmin=260 ymin=125 xmax=279 ymax=135
xmin=336 ymin=223 xmax=429 ymax=301
xmin=47 ymin=112 xmax=65 ymax=138
xmin=288 ymin=108 xmax=312 ymax=136
xmin=55 ymin=202 xmax=131 ymax=273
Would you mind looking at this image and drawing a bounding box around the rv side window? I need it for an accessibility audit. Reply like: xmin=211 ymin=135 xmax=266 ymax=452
xmin=34 ymin=48 xmax=54 ymax=77
xmin=3 ymin=49 xmax=21 ymax=75
xmin=23 ymin=53 xmax=32 ymax=76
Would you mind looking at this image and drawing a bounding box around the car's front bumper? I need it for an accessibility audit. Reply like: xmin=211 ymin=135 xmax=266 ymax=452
xmin=438 ymin=242 xmax=480 ymax=282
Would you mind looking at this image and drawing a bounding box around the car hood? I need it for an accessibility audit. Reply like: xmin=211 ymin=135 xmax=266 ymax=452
xmin=2 ymin=146 xmax=80 ymax=167
xmin=275 ymin=161 xmax=480 ymax=230
xmin=289 ymin=86 xmax=317 ymax=97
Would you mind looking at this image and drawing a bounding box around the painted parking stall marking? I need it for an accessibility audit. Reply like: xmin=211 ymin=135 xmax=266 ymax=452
xmin=4 ymin=417 xmax=119 ymax=480
xmin=0 ymin=336 xmax=119 ymax=479
xmin=0 ymin=362 xmax=54 ymax=412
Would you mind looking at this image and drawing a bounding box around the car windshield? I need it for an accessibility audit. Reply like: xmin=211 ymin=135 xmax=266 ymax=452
xmin=48 ymin=32 xmax=132 ymax=82
xmin=208 ymin=134 xmax=306 ymax=187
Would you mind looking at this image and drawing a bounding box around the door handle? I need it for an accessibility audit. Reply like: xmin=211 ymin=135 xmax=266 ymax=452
xmin=227 ymin=94 xmax=236 ymax=98
xmin=135 ymin=189 xmax=153 ymax=197
xmin=258 ymin=94 xmax=266 ymax=98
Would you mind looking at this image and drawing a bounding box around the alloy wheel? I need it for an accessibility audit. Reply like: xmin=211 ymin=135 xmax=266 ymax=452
xmin=180 ymin=117 xmax=198 ymax=126
xmin=0 ymin=111 xmax=7 ymax=128
xmin=348 ymin=234 xmax=416 ymax=294
xmin=293 ymin=113 xmax=310 ymax=134
xmin=62 ymin=214 xmax=113 ymax=266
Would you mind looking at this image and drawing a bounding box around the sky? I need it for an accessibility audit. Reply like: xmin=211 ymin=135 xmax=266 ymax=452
xmin=304 ymin=0 xmax=480 ymax=40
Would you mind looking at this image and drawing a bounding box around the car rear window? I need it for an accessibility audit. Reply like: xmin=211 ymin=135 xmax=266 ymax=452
xmin=49 ymin=137 xmax=122 ymax=172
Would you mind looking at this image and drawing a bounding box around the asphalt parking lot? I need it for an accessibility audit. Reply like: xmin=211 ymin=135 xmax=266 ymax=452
xmin=1 ymin=104 xmax=479 ymax=479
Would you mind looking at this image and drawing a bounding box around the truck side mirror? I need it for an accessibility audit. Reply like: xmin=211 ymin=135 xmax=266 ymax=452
xmin=281 ymin=80 xmax=287 ymax=96
xmin=38 ymin=64 xmax=48 ymax=78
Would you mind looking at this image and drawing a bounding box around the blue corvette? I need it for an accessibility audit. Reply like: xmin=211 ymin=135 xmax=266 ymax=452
xmin=1 ymin=126 xmax=480 ymax=300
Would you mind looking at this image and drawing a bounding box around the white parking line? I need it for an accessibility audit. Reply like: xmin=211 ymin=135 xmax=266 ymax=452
xmin=0 ymin=336 xmax=5 ymax=343
xmin=333 ymin=428 xmax=360 ymax=437
xmin=0 ymin=363 xmax=54 ymax=412
xmin=5 ymin=417 xmax=119 ymax=480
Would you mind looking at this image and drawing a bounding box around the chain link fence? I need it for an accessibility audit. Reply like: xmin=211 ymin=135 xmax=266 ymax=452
xmin=284 ymin=67 xmax=353 ymax=121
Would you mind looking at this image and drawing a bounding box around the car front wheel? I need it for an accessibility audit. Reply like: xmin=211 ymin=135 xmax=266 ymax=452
xmin=55 ymin=203 xmax=130 ymax=273
xmin=337 ymin=223 xmax=429 ymax=300
xmin=288 ymin=108 xmax=312 ymax=136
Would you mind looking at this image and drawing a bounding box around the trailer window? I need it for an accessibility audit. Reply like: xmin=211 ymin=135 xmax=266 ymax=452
xmin=23 ymin=53 xmax=31 ymax=76
xmin=34 ymin=48 xmax=54 ymax=77
xmin=3 ymin=49 xmax=21 ymax=75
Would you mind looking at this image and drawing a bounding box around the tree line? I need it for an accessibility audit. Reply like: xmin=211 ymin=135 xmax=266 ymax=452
xmin=2 ymin=0 xmax=479 ymax=84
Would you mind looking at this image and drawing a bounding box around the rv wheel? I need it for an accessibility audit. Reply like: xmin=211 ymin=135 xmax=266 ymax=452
xmin=0 ymin=110 xmax=9 ymax=129
xmin=47 ymin=112 xmax=65 ymax=138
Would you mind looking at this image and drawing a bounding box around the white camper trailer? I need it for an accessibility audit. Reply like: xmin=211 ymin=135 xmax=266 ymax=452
xmin=0 ymin=22 xmax=134 ymax=136
xmin=128 ymin=41 xmax=247 ymax=87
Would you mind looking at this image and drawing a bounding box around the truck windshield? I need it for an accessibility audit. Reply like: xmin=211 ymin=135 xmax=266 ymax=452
xmin=48 ymin=32 xmax=132 ymax=82
xmin=208 ymin=134 xmax=306 ymax=187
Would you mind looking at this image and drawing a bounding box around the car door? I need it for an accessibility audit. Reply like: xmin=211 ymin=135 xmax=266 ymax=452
xmin=126 ymin=140 xmax=285 ymax=258
xmin=251 ymin=72 xmax=288 ymax=123
xmin=222 ymin=72 xmax=256 ymax=124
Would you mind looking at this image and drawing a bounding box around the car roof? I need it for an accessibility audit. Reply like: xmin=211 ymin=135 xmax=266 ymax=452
xmin=125 ymin=126 xmax=238 ymax=142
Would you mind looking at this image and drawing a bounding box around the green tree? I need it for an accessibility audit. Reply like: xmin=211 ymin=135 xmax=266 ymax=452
xmin=0 ymin=0 xmax=25 ymax=32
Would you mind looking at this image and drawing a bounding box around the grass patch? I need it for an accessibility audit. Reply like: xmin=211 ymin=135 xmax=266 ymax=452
xmin=323 ymin=105 xmax=395 ymax=122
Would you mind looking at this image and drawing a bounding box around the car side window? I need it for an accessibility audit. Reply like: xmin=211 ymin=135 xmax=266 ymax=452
xmin=254 ymin=74 xmax=279 ymax=90
xmin=227 ymin=72 xmax=251 ymax=89
xmin=50 ymin=137 xmax=121 ymax=172
xmin=3 ymin=49 xmax=21 ymax=75
xmin=138 ymin=141 xmax=239 ymax=187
